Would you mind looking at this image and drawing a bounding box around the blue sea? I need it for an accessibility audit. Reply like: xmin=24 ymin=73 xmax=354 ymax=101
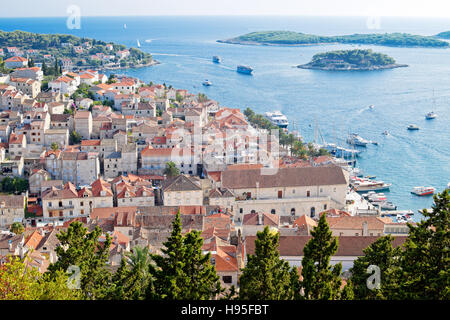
xmin=1 ymin=16 xmax=449 ymax=220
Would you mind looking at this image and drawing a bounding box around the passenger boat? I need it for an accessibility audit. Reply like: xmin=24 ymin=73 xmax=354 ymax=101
xmin=212 ymin=56 xmax=222 ymax=63
xmin=411 ymin=186 xmax=435 ymax=196
xmin=202 ymin=80 xmax=212 ymax=86
xmin=425 ymin=111 xmax=437 ymax=120
xmin=237 ymin=65 xmax=253 ymax=75
xmin=264 ymin=111 xmax=289 ymax=128
xmin=347 ymin=133 xmax=369 ymax=147
xmin=407 ymin=124 xmax=420 ymax=130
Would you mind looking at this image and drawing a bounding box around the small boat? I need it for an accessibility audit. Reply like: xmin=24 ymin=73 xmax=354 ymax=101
xmin=382 ymin=131 xmax=389 ymax=136
xmin=347 ymin=133 xmax=369 ymax=147
xmin=396 ymin=215 xmax=408 ymax=223
xmin=212 ymin=56 xmax=222 ymax=63
xmin=407 ymin=124 xmax=420 ymax=130
xmin=368 ymin=193 xmax=388 ymax=203
xmin=365 ymin=175 xmax=377 ymax=180
xmin=425 ymin=111 xmax=437 ymax=120
xmin=369 ymin=105 xmax=375 ymax=110
xmin=264 ymin=111 xmax=289 ymax=128
xmin=447 ymin=182 xmax=450 ymax=190
xmin=202 ymin=80 xmax=212 ymax=87
xmin=411 ymin=186 xmax=435 ymax=196
xmin=379 ymin=201 xmax=397 ymax=211
xmin=371 ymin=141 xmax=379 ymax=145
xmin=137 ymin=39 xmax=141 ymax=48
xmin=123 ymin=24 xmax=127 ymax=29
xmin=237 ymin=65 xmax=253 ymax=75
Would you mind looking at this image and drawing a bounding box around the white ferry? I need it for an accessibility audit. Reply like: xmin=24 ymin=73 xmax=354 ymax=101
xmin=264 ymin=111 xmax=289 ymax=128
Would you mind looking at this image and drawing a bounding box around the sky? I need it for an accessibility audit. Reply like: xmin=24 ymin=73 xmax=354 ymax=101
xmin=2 ymin=0 xmax=450 ymax=18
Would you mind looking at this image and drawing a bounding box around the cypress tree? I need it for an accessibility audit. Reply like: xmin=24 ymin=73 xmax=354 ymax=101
xmin=46 ymin=221 xmax=112 ymax=300
xmin=239 ymin=226 xmax=300 ymax=300
xmin=395 ymin=190 xmax=449 ymax=299
xmin=350 ymin=235 xmax=402 ymax=299
xmin=300 ymin=214 xmax=343 ymax=300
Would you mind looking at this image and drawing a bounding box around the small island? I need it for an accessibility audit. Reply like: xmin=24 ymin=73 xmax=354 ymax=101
xmin=0 ymin=30 xmax=157 ymax=71
xmin=297 ymin=49 xmax=408 ymax=71
xmin=218 ymin=31 xmax=450 ymax=48
xmin=436 ymin=31 xmax=450 ymax=39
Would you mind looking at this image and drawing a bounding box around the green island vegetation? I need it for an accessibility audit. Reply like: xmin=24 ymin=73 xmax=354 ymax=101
xmin=1 ymin=189 xmax=448 ymax=300
xmin=0 ymin=30 xmax=154 ymax=71
xmin=243 ymin=108 xmax=329 ymax=158
xmin=298 ymin=49 xmax=407 ymax=71
xmin=436 ymin=31 xmax=450 ymax=39
xmin=219 ymin=30 xmax=450 ymax=48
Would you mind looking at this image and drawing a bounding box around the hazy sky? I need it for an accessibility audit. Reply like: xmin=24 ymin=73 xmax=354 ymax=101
xmin=2 ymin=0 xmax=450 ymax=18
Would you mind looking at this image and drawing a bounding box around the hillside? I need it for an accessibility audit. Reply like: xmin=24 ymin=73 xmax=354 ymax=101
xmin=0 ymin=30 xmax=154 ymax=70
xmin=218 ymin=31 xmax=450 ymax=48
xmin=298 ymin=49 xmax=408 ymax=71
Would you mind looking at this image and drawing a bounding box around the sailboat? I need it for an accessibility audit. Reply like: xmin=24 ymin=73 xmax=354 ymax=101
xmin=123 ymin=24 xmax=127 ymax=29
xmin=137 ymin=39 xmax=141 ymax=48
xmin=426 ymin=89 xmax=438 ymax=120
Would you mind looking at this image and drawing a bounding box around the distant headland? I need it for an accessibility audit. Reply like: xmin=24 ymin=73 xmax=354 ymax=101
xmin=297 ymin=49 xmax=408 ymax=71
xmin=218 ymin=31 xmax=450 ymax=48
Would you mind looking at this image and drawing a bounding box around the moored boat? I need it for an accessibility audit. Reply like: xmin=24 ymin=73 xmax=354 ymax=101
xmin=352 ymin=178 xmax=392 ymax=192
xmin=347 ymin=133 xmax=369 ymax=147
xmin=407 ymin=124 xmax=419 ymax=130
xmin=202 ymin=79 xmax=212 ymax=86
xmin=264 ymin=111 xmax=289 ymax=128
xmin=425 ymin=111 xmax=437 ymax=119
xmin=411 ymin=186 xmax=435 ymax=196
xmin=213 ymin=56 xmax=222 ymax=63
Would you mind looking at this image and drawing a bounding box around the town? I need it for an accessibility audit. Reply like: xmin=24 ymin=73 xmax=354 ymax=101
xmin=0 ymin=40 xmax=447 ymax=300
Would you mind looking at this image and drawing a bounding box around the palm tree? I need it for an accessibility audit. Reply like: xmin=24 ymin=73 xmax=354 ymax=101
xmin=121 ymin=246 xmax=155 ymax=299
xmin=125 ymin=246 xmax=152 ymax=277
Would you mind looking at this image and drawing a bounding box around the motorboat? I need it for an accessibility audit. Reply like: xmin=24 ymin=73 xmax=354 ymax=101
xmin=352 ymin=178 xmax=392 ymax=192
xmin=407 ymin=124 xmax=420 ymax=130
xmin=202 ymin=80 xmax=212 ymax=86
xmin=425 ymin=111 xmax=437 ymax=120
xmin=369 ymin=105 xmax=375 ymax=110
xmin=347 ymin=133 xmax=369 ymax=147
xmin=378 ymin=201 xmax=397 ymax=210
xmin=212 ymin=56 xmax=222 ymax=63
xmin=368 ymin=193 xmax=388 ymax=203
xmin=382 ymin=130 xmax=390 ymax=136
xmin=323 ymin=143 xmax=361 ymax=159
xmin=137 ymin=39 xmax=141 ymax=48
xmin=237 ymin=65 xmax=253 ymax=75
xmin=411 ymin=186 xmax=435 ymax=196
xmin=264 ymin=111 xmax=289 ymax=128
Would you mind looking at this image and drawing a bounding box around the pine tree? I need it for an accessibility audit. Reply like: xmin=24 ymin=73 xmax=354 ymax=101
xmin=395 ymin=190 xmax=449 ymax=300
xmin=300 ymin=214 xmax=343 ymax=300
xmin=151 ymin=211 xmax=187 ymax=299
xmin=46 ymin=221 xmax=112 ymax=300
xmin=42 ymin=61 xmax=48 ymax=76
xmin=350 ymin=235 xmax=401 ymax=299
xmin=239 ymin=226 xmax=300 ymax=300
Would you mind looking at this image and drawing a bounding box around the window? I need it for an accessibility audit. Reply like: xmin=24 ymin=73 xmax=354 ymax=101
xmin=310 ymin=207 xmax=316 ymax=218
xmin=271 ymin=209 xmax=276 ymax=214
xmin=81 ymin=210 xmax=84 ymax=214
xmin=291 ymin=208 xmax=296 ymax=216
xmin=239 ymin=208 xmax=243 ymax=214
xmin=324 ymin=204 xmax=327 ymax=210
xmin=307 ymin=191 xmax=311 ymax=197
xmin=222 ymin=276 xmax=232 ymax=284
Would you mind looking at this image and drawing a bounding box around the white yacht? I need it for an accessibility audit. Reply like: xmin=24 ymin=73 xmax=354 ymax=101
xmin=425 ymin=111 xmax=437 ymax=120
xmin=347 ymin=133 xmax=369 ymax=147
xmin=264 ymin=111 xmax=289 ymax=128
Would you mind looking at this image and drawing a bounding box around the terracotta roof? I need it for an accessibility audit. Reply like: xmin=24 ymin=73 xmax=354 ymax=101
xmin=81 ymin=140 xmax=101 ymax=146
xmin=162 ymin=175 xmax=202 ymax=192
xmin=222 ymin=166 xmax=347 ymax=189
xmin=243 ymin=212 xmax=279 ymax=226
xmin=327 ymin=216 xmax=387 ymax=231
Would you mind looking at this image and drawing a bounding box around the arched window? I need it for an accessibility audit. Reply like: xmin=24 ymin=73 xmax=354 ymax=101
xmin=251 ymin=210 xmax=256 ymax=214
xmin=271 ymin=209 xmax=276 ymax=214
xmin=291 ymin=208 xmax=296 ymax=216
xmin=310 ymin=207 xmax=316 ymax=217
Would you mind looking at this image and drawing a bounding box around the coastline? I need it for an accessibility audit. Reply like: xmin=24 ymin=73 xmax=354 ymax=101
xmin=297 ymin=63 xmax=409 ymax=71
xmin=103 ymin=59 xmax=161 ymax=70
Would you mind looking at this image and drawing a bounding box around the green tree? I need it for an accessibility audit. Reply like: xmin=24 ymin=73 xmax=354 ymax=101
xmin=163 ymin=161 xmax=180 ymax=178
xmin=46 ymin=222 xmax=112 ymax=300
xmin=239 ymin=226 xmax=300 ymax=300
xmin=28 ymin=58 xmax=35 ymax=68
xmin=350 ymin=235 xmax=401 ymax=299
xmin=69 ymin=130 xmax=82 ymax=145
xmin=394 ymin=190 xmax=449 ymax=300
xmin=9 ymin=222 xmax=24 ymax=235
xmin=300 ymin=214 xmax=343 ymax=300
xmin=50 ymin=142 xmax=59 ymax=151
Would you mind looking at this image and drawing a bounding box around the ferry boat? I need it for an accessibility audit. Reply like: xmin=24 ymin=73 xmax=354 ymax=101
xmin=212 ymin=56 xmax=222 ymax=63
xmin=411 ymin=186 xmax=435 ymax=196
xmin=352 ymin=178 xmax=392 ymax=192
xmin=237 ymin=65 xmax=253 ymax=75
xmin=264 ymin=111 xmax=289 ymax=128
xmin=347 ymin=133 xmax=369 ymax=147
xmin=202 ymin=80 xmax=212 ymax=87
xmin=425 ymin=111 xmax=437 ymax=120
xmin=407 ymin=124 xmax=420 ymax=130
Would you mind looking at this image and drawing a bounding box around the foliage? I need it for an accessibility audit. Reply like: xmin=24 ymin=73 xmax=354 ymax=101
xmin=150 ymin=211 xmax=222 ymax=300
xmin=239 ymin=226 xmax=300 ymax=300
xmin=9 ymin=222 xmax=24 ymax=235
xmin=50 ymin=142 xmax=59 ymax=151
xmin=0 ymin=256 xmax=81 ymax=300
xmin=163 ymin=161 xmax=180 ymax=177
xmin=69 ymin=130 xmax=82 ymax=145
xmin=350 ymin=235 xmax=402 ymax=299
xmin=0 ymin=177 xmax=29 ymax=194
xmin=230 ymin=31 xmax=449 ymax=47
xmin=307 ymin=49 xmax=397 ymax=69
xmin=300 ymin=214 xmax=345 ymax=299
xmin=46 ymin=222 xmax=112 ymax=300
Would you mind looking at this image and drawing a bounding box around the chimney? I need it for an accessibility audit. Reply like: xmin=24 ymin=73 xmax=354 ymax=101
xmin=257 ymin=213 xmax=263 ymax=225
xmin=362 ymin=221 xmax=368 ymax=236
